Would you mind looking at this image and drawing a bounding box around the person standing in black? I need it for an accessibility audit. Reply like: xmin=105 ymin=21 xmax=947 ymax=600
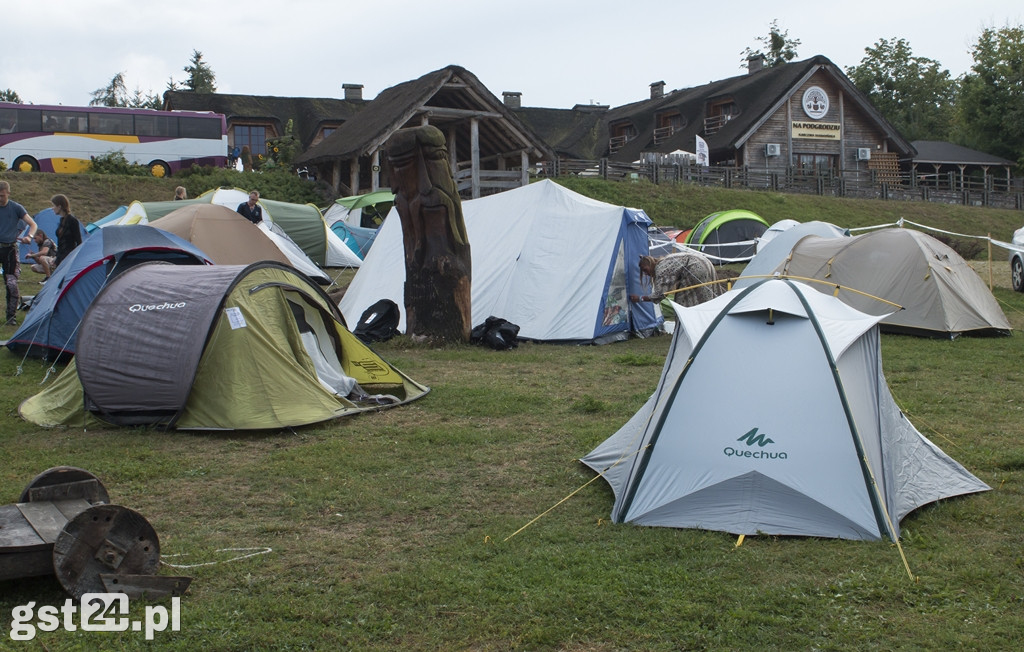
xmin=237 ymin=190 xmax=263 ymax=224
xmin=51 ymin=194 xmax=83 ymax=271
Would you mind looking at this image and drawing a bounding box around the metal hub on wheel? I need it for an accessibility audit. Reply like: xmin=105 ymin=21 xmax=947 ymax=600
xmin=52 ymin=504 xmax=161 ymax=599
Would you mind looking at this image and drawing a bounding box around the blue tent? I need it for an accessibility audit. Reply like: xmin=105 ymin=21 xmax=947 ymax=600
xmin=329 ymin=221 xmax=379 ymax=259
xmin=19 ymin=208 xmax=89 ymax=263
xmin=7 ymin=225 xmax=211 ymax=359
xmin=84 ymin=206 xmax=127 ymax=234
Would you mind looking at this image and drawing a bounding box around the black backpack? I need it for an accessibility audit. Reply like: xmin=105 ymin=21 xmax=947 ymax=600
xmin=471 ymin=316 xmax=520 ymax=350
xmin=353 ymin=299 xmax=400 ymax=343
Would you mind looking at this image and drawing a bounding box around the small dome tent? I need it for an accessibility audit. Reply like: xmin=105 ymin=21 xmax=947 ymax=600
xmin=581 ymin=279 xmax=990 ymax=540
xmin=772 ymin=228 xmax=1011 ymax=337
xmin=323 ymin=190 xmax=396 ymax=259
xmin=755 ymin=218 xmax=800 ymax=254
xmin=19 ymin=262 xmax=429 ymax=430
xmin=7 ymin=225 xmax=211 ymax=359
xmin=684 ymin=209 xmax=769 ymax=263
xmin=147 ymin=203 xmax=331 ymax=284
xmin=325 ymin=189 xmax=395 ymax=229
xmin=89 ymin=188 xmax=362 ymax=269
xmin=734 ymin=220 xmax=850 ymax=289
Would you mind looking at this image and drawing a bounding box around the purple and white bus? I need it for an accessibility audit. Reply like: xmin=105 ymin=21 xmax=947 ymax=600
xmin=0 ymin=102 xmax=227 ymax=177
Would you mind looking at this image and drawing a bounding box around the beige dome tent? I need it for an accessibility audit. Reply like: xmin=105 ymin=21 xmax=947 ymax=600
xmin=771 ymin=228 xmax=1010 ymax=338
xmin=148 ymin=203 xmax=290 ymax=266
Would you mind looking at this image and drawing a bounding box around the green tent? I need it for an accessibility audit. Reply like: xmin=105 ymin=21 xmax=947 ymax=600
xmin=20 ymin=262 xmax=428 ymax=430
xmin=685 ymin=209 xmax=769 ymax=263
xmin=327 ymin=190 xmax=395 ymax=228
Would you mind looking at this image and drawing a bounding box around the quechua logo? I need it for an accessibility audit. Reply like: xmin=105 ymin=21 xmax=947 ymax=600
xmin=724 ymin=427 xmax=788 ymax=460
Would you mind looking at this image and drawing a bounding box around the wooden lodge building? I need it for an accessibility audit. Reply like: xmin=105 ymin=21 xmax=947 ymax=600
xmin=163 ymin=56 xmax=1019 ymax=205
xmin=166 ymin=66 xmax=555 ymax=199
xmin=513 ymin=54 xmax=915 ymax=180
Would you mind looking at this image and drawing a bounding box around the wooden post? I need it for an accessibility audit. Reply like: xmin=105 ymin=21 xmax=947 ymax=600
xmin=471 ymin=117 xmax=480 ymax=199
xmin=447 ymin=127 xmax=458 ymax=180
xmin=370 ymin=150 xmax=380 ymax=191
xmin=349 ymin=158 xmax=360 ymax=195
xmin=332 ymin=160 xmax=342 ymax=194
xmin=386 ymin=125 xmax=472 ymax=343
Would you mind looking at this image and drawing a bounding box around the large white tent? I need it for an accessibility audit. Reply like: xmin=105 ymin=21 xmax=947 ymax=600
xmin=339 ymin=180 xmax=661 ymax=343
xmin=582 ymin=278 xmax=990 ymax=540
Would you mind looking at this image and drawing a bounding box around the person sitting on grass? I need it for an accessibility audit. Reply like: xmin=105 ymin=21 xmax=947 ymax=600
xmin=26 ymin=230 xmax=56 ymax=282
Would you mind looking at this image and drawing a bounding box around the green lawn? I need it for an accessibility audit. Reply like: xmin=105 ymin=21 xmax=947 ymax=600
xmin=0 ymin=276 xmax=1022 ymax=650
xmin=0 ymin=174 xmax=1022 ymax=650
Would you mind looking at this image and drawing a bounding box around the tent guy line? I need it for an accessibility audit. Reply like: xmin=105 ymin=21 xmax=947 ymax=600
xmin=503 ymin=443 xmax=652 ymax=544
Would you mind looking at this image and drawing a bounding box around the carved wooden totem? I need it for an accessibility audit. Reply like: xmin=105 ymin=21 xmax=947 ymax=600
xmin=385 ymin=125 xmax=472 ymax=342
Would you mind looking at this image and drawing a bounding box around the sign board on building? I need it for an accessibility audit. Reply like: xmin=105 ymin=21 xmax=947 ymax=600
xmin=791 ymin=121 xmax=841 ymax=140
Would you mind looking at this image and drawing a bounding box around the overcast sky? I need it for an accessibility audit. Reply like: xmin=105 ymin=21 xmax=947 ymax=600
xmin=4 ymin=0 xmax=1021 ymax=110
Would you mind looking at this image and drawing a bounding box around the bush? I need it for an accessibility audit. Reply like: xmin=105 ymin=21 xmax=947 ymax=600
xmin=174 ymin=165 xmax=336 ymax=206
xmin=933 ymin=234 xmax=986 ymax=259
xmin=87 ymin=150 xmax=152 ymax=176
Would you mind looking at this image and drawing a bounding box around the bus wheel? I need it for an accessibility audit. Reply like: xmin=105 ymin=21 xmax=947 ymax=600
xmin=12 ymin=156 xmax=39 ymax=172
xmin=148 ymin=160 xmax=170 ymax=178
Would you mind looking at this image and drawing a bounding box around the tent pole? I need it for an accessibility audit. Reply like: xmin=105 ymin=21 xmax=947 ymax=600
xmin=988 ymin=233 xmax=993 ymax=291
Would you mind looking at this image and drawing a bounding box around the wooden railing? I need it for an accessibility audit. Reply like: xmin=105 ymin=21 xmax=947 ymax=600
xmin=702 ymin=115 xmax=732 ymax=135
xmin=608 ymin=135 xmax=630 ymax=154
xmin=536 ymin=159 xmax=1024 ymax=211
xmin=652 ymin=126 xmax=674 ymax=145
xmin=453 ymin=167 xmax=526 ymax=197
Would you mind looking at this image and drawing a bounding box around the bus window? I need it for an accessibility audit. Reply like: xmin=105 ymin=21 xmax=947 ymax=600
xmin=42 ymin=111 xmax=89 ymax=133
xmin=90 ymin=112 xmax=133 ymax=135
xmin=15 ymin=108 xmax=41 ymax=132
xmin=65 ymin=113 xmax=88 ymax=133
xmin=135 ymin=114 xmax=176 ymax=137
xmin=179 ymin=116 xmax=222 ymax=140
xmin=0 ymin=108 xmax=16 ymax=133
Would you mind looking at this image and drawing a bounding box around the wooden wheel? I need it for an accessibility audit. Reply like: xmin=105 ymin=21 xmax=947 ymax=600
xmin=19 ymin=466 xmax=109 ymax=505
xmin=52 ymin=505 xmax=160 ymax=599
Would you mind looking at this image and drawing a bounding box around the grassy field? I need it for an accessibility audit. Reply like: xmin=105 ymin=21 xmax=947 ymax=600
xmin=0 ymin=173 xmax=1023 ymax=650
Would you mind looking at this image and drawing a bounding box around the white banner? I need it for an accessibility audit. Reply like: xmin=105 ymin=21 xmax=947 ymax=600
xmin=695 ymin=135 xmax=709 ymax=166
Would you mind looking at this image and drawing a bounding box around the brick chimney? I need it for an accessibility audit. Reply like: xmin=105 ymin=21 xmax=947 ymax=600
xmin=650 ymin=81 xmax=665 ymax=99
xmin=747 ymin=54 xmax=765 ymax=74
xmin=503 ymin=91 xmax=522 ymax=109
xmin=343 ymin=83 xmax=363 ymax=101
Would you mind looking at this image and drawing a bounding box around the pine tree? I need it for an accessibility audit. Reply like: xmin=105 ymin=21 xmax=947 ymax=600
xmin=183 ymin=50 xmax=217 ymax=93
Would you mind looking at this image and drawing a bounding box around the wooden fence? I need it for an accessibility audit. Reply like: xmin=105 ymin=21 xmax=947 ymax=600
xmin=538 ymin=159 xmax=1024 ymax=211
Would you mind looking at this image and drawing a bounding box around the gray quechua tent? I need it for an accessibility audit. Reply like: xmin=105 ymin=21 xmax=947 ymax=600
xmin=581 ymin=278 xmax=990 ymax=541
